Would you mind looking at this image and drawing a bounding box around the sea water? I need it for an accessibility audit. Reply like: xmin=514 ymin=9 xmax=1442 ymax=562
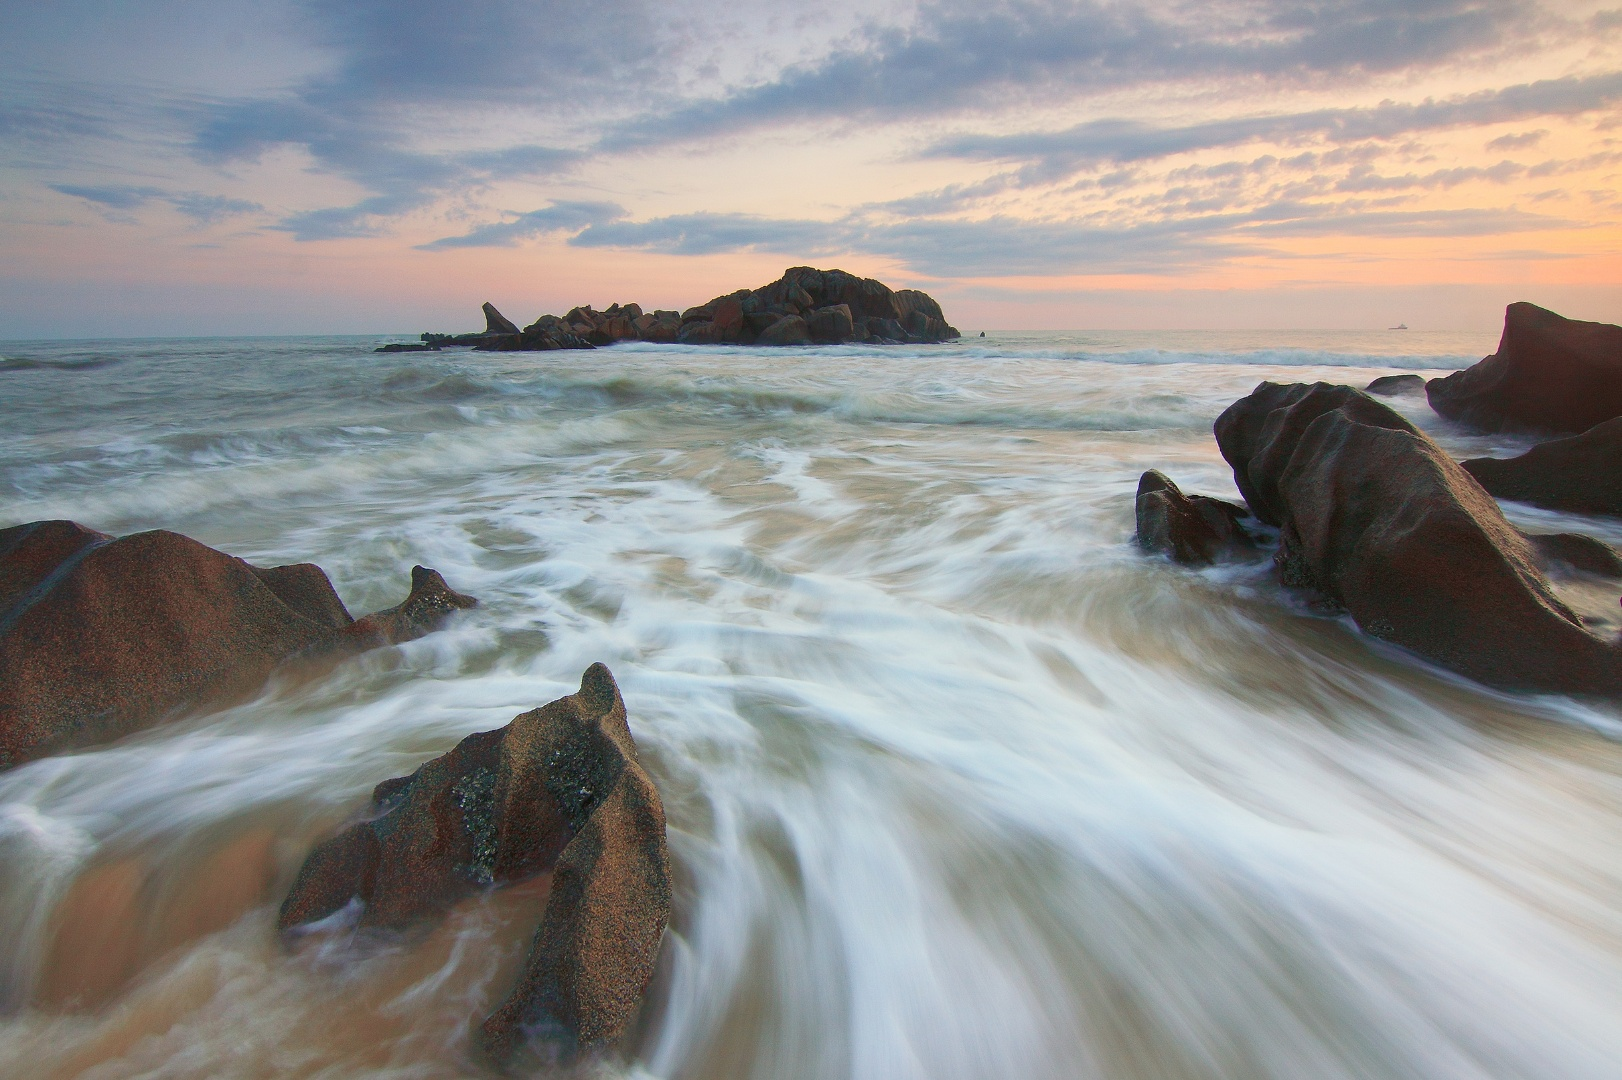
xmin=0 ymin=330 xmax=1618 ymax=1079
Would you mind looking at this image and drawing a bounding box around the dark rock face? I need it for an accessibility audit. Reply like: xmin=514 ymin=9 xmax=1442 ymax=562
xmin=483 ymin=303 xmax=521 ymax=337
xmin=0 ymin=521 xmax=476 ymax=769
xmin=1426 ymin=303 xmax=1622 ymax=434
xmin=1365 ymin=374 xmax=1425 ymax=396
xmin=278 ymin=664 xmax=670 ymax=1067
xmin=1133 ymin=471 xmax=1259 ymax=566
xmin=1523 ymin=531 xmax=1622 ymax=579
xmin=756 ymin=315 xmax=811 ymax=346
xmin=1214 ymin=382 xmax=1622 ymax=695
xmin=1460 ymin=416 xmax=1622 ymax=517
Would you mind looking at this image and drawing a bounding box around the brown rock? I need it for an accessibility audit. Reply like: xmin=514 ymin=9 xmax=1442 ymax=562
xmin=677 ymin=320 xmax=723 ymax=345
xmin=1134 ymin=470 xmax=1258 ymax=567
xmin=1426 ymin=303 xmax=1622 ymax=434
xmin=1365 ymin=374 xmax=1425 ymax=396
xmin=756 ymin=315 xmax=811 ymax=346
xmin=483 ymin=303 xmax=522 ymax=337
xmin=1214 ymin=382 xmax=1622 ymax=695
xmin=1523 ymin=531 xmax=1622 ymax=578
xmin=1460 ymin=416 xmax=1622 ymax=517
xmin=279 ymin=664 xmax=670 ymax=1067
xmin=0 ymin=522 xmax=477 ymax=768
xmin=806 ymin=304 xmax=855 ymax=344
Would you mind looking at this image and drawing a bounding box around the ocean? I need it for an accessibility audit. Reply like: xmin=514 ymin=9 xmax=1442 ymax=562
xmin=1 ymin=330 xmax=1619 ymax=1079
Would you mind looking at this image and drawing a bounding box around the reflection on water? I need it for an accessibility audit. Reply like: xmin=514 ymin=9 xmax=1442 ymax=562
xmin=0 ymin=332 xmax=1618 ymax=1079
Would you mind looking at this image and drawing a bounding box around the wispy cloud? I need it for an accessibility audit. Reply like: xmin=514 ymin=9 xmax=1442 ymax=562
xmin=418 ymin=200 xmax=626 ymax=249
xmin=48 ymin=182 xmax=261 ymax=223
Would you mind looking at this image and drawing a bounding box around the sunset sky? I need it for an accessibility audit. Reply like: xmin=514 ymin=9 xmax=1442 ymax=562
xmin=2 ymin=0 xmax=1620 ymax=336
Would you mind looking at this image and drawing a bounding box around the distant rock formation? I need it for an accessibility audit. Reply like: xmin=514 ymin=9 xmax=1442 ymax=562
xmin=278 ymin=663 xmax=670 ymax=1069
xmin=1133 ymin=470 xmax=1261 ymax=566
xmin=0 ymin=521 xmax=476 ymax=769
xmin=1460 ymin=416 xmax=1622 ymax=518
xmin=1426 ymin=303 xmax=1622 ymax=433
xmin=415 ymin=267 xmax=959 ymax=352
xmin=1364 ymin=374 xmax=1425 ymax=396
xmin=1213 ymin=382 xmax=1622 ymax=696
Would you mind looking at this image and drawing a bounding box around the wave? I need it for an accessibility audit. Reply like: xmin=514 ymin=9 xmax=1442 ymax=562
xmin=0 ymin=355 xmax=125 ymax=372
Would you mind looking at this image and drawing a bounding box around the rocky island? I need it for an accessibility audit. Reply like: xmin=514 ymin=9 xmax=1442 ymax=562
xmin=392 ymin=266 xmax=959 ymax=352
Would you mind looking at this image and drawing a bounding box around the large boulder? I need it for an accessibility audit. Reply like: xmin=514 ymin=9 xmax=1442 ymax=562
xmin=0 ymin=521 xmax=476 ymax=768
xmin=1213 ymin=383 xmax=1622 ymax=695
xmin=1133 ymin=470 xmax=1259 ymax=567
xmin=806 ymin=304 xmax=855 ymax=344
xmin=756 ymin=315 xmax=811 ymax=346
xmin=278 ymin=664 xmax=670 ymax=1068
xmin=1460 ymin=416 xmax=1622 ymax=517
xmin=1364 ymin=374 xmax=1424 ymax=396
xmin=1426 ymin=303 xmax=1622 ymax=434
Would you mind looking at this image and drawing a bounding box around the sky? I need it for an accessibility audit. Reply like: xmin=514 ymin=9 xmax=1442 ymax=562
xmin=1 ymin=0 xmax=1620 ymax=336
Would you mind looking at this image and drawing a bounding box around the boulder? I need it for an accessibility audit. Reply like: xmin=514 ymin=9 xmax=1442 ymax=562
xmin=1523 ymin=531 xmax=1622 ymax=579
xmin=756 ymin=315 xmax=811 ymax=346
xmin=806 ymin=304 xmax=855 ymax=344
xmin=1460 ymin=416 xmax=1622 ymax=517
xmin=1133 ymin=471 xmax=1259 ymax=567
xmin=0 ymin=521 xmax=476 ymax=769
xmin=1426 ymin=303 xmax=1622 ymax=434
xmin=677 ymin=320 xmax=723 ymax=345
xmin=1365 ymin=374 xmax=1425 ymax=396
xmin=1213 ymin=382 xmax=1622 ymax=695
xmin=483 ymin=303 xmax=522 ymax=337
xmin=278 ymin=664 xmax=670 ymax=1068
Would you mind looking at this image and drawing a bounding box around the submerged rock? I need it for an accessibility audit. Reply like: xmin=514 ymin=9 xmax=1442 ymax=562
xmin=1133 ymin=470 xmax=1259 ymax=566
xmin=278 ymin=664 xmax=670 ymax=1068
xmin=1460 ymin=416 xmax=1622 ymax=517
xmin=1214 ymin=383 xmax=1622 ymax=696
xmin=1426 ymin=303 xmax=1622 ymax=434
xmin=1522 ymin=531 xmax=1622 ymax=579
xmin=0 ymin=521 xmax=476 ymax=769
xmin=1364 ymin=374 xmax=1425 ymax=396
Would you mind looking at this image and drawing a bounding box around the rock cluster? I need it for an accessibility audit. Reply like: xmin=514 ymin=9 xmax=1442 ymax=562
xmin=1133 ymin=470 xmax=1260 ymax=566
xmin=411 ymin=266 xmax=959 ymax=352
xmin=278 ymin=663 xmax=670 ymax=1068
xmin=0 ymin=521 xmax=476 ymax=769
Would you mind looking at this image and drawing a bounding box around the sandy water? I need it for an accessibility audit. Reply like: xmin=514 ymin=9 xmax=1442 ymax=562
xmin=0 ymin=330 xmax=1619 ymax=1079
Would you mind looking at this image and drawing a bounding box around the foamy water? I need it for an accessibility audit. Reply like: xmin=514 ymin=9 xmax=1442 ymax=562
xmin=0 ymin=330 xmax=1619 ymax=1080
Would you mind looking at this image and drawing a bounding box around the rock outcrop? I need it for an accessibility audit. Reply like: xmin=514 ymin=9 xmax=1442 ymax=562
xmin=418 ymin=267 xmax=958 ymax=352
xmin=1133 ymin=470 xmax=1260 ymax=566
xmin=1365 ymin=374 xmax=1424 ymax=396
xmin=278 ymin=664 xmax=670 ymax=1068
xmin=1426 ymin=303 xmax=1622 ymax=434
xmin=1213 ymin=383 xmax=1622 ymax=696
xmin=1460 ymin=416 xmax=1622 ymax=517
xmin=0 ymin=521 xmax=476 ymax=769
xmin=483 ymin=302 xmax=521 ymax=337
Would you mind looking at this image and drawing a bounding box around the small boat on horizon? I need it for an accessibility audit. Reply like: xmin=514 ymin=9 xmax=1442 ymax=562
xmin=1389 ymin=323 xmax=1408 ymax=330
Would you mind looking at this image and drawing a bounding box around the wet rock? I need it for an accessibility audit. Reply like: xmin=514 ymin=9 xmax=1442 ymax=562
xmin=0 ymin=521 xmax=477 ymax=769
xmin=1523 ymin=531 xmax=1622 ymax=579
xmin=1214 ymin=382 xmax=1622 ymax=695
xmin=375 ymin=342 xmax=442 ymax=353
xmin=1460 ymin=416 xmax=1622 ymax=517
xmin=1133 ymin=470 xmax=1259 ymax=567
xmin=1365 ymin=374 xmax=1424 ymax=396
xmin=483 ymin=303 xmax=521 ymax=337
xmin=1426 ymin=303 xmax=1622 ymax=434
xmin=278 ymin=664 xmax=670 ymax=1068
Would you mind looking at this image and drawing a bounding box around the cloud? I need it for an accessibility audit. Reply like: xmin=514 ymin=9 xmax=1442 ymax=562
xmin=48 ymin=182 xmax=261 ymax=223
xmin=1486 ymin=129 xmax=1546 ymax=150
xmin=603 ymin=0 xmax=1536 ymax=150
xmin=925 ymin=70 xmax=1622 ymax=178
xmin=419 ymin=200 xmax=626 ymax=249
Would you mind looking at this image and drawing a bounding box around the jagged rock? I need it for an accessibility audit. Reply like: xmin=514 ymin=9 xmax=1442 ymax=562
xmin=483 ymin=303 xmax=521 ymax=337
xmin=1426 ymin=303 xmax=1622 ymax=434
xmin=1460 ymin=416 xmax=1622 ymax=517
xmin=0 ymin=522 xmax=476 ymax=769
xmin=1133 ymin=470 xmax=1259 ymax=566
xmin=1214 ymin=382 xmax=1622 ymax=695
xmin=756 ymin=315 xmax=811 ymax=346
xmin=1365 ymin=374 xmax=1424 ymax=396
xmin=278 ymin=664 xmax=670 ymax=1068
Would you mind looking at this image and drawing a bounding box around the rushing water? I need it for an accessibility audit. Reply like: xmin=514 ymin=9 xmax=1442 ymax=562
xmin=0 ymin=330 xmax=1619 ymax=1080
